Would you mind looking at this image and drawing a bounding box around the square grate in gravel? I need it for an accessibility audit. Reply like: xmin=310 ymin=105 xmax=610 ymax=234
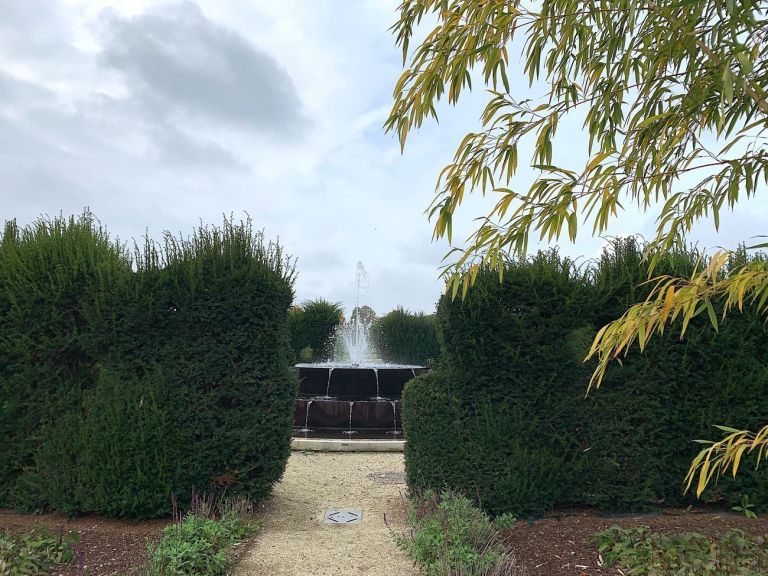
xmin=323 ymin=509 xmax=363 ymax=524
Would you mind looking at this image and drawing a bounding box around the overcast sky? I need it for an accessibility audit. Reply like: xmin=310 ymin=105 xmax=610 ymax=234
xmin=2 ymin=1 xmax=766 ymax=316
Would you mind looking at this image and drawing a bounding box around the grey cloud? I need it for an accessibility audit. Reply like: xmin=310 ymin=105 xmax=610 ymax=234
xmin=0 ymin=1 xmax=66 ymax=51
xmin=150 ymin=125 xmax=247 ymax=170
xmin=0 ymin=0 xmax=85 ymax=68
xmin=299 ymin=249 xmax=345 ymax=270
xmin=0 ymin=71 xmax=54 ymax=109
xmin=1 ymin=163 xmax=90 ymax=217
xmin=100 ymin=2 xmax=306 ymax=137
xmin=398 ymin=236 xmax=447 ymax=268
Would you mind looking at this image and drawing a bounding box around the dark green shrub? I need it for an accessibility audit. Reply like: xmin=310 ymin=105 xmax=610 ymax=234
xmin=288 ymin=299 xmax=343 ymax=362
xmin=0 ymin=213 xmax=297 ymax=517
xmin=403 ymin=239 xmax=768 ymax=515
xmin=371 ymin=307 xmax=439 ymax=366
xmin=72 ymin=369 xmax=179 ymax=518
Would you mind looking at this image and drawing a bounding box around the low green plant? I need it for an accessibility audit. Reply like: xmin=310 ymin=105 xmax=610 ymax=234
xmin=593 ymin=525 xmax=768 ymax=575
xmin=146 ymin=498 xmax=259 ymax=576
xmin=732 ymin=495 xmax=758 ymax=520
xmin=396 ymin=491 xmax=525 ymax=576
xmin=0 ymin=529 xmax=78 ymax=576
xmin=494 ymin=513 xmax=517 ymax=531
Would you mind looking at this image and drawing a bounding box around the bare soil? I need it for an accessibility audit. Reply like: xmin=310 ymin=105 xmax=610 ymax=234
xmin=234 ymin=451 xmax=418 ymax=576
xmin=502 ymin=508 xmax=768 ymax=576
xmin=0 ymin=510 xmax=168 ymax=575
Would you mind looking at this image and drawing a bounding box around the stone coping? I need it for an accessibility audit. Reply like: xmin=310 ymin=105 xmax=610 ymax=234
xmin=291 ymin=437 xmax=405 ymax=452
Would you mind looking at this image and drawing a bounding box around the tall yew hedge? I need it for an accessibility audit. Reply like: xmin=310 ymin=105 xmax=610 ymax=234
xmin=0 ymin=213 xmax=296 ymax=518
xmin=403 ymin=239 xmax=768 ymax=515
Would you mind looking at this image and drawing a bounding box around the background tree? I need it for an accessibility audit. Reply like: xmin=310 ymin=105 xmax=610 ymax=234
xmin=288 ymin=299 xmax=344 ymax=362
xmin=387 ymin=0 xmax=768 ymax=494
xmin=350 ymin=305 xmax=377 ymax=328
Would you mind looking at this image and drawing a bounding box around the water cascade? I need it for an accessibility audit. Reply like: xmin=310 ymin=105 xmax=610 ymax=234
xmin=298 ymin=400 xmax=313 ymax=433
xmin=388 ymin=400 xmax=401 ymax=436
xmin=343 ymin=402 xmax=357 ymax=435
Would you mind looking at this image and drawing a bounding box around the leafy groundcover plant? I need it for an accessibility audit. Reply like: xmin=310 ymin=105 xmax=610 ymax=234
xmin=593 ymin=526 xmax=768 ymax=576
xmin=395 ymin=491 xmax=526 ymax=576
xmin=0 ymin=529 xmax=78 ymax=576
xmin=146 ymin=496 xmax=259 ymax=576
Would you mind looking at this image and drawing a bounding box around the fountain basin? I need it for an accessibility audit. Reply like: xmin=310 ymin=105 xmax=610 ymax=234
xmin=295 ymin=363 xmax=428 ymax=399
xmin=293 ymin=363 xmax=428 ymax=439
xmin=294 ymin=398 xmax=401 ymax=430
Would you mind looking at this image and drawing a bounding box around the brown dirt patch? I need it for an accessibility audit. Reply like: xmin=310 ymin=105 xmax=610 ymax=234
xmin=0 ymin=510 xmax=168 ymax=575
xmin=502 ymin=509 xmax=768 ymax=576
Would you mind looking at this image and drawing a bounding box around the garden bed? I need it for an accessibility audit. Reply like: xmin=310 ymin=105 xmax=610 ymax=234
xmin=502 ymin=508 xmax=768 ymax=576
xmin=0 ymin=509 xmax=168 ymax=575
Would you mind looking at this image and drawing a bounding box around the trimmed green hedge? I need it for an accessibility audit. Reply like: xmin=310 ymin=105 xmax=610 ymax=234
xmin=0 ymin=213 xmax=296 ymax=518
xmin=371 ymin=307 xmax=439 ymax=366
xmin=0 ymin=214 xmax=129 ymax=512
xmin=403 ymin=240 xmax=768 ymax=515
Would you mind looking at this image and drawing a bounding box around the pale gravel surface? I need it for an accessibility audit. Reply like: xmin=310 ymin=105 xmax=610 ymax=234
xmin=234 ymin=451 xmax=419 ymax=576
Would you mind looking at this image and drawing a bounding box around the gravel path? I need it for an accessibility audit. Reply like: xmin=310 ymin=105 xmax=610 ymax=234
xmin=235 ymin=451 xmax=418 ymax=576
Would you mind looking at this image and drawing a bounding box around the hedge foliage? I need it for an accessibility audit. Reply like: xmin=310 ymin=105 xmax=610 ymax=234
xmin=403 ymin=238 xmax=768 ymax=516
xmin=288 ymin=299 xmax=344 ymax=362
xmin=0 ymin=212 xmax=296 ymax=518
xmin=371 ymin=307 xmax=439 ymax=366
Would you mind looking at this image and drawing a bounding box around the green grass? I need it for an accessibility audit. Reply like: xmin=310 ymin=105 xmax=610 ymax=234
xmin=593 ymin=525 xmax=768 ymax=575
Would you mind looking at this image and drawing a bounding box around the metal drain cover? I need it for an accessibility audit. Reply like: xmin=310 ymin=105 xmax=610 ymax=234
xmin=323 ymin=509 xmax=362 ymax=524
xmin=367 ymin=471 xmax=406 ymax=485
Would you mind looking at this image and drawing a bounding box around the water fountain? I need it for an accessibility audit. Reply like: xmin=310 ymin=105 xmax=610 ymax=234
xmin=293 ymin=263 xmax=428 ymax=439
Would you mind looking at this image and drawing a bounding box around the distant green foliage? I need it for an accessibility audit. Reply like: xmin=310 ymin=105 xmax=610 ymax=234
xmin=593 ymin=526 xmax=768 ymax=576
xmin=403 ymin=238 xmax=768 ymax=515
xmin=395 ymin=491 xmax=524 ymax=576
xmin=0 ymin=212 xmax=297 ymax=518
xmin=288 ymin=299 xmax=343 ymax=362
xmin=147 ymin=513 xmax=258 ymax=576
xmin=0 ymin=530 xmax=78 ymax=576
xmin=371 ymin=307 xmax=439 ymax=366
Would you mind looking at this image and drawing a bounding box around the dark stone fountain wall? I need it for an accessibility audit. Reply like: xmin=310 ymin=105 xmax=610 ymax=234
xmin=293 ymin=365 xmax=428 ymax=437
xmin=294 ymin=399 xmax=401 ymax=429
